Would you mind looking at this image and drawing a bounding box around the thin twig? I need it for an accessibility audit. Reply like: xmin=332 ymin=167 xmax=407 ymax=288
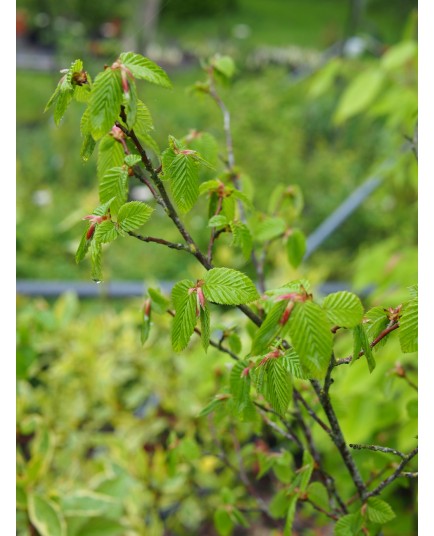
xmin=293 ymin=389 xmax=331 ymax=435
xmin=349 ymin=443 xmax=407 ymax=459
xmin=128 ymin=232 xmax=190 ymax=252
xmin=364 ymin=447 xmax=418 ymax=498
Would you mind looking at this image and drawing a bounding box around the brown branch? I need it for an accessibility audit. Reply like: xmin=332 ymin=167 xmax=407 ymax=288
xmin=128 ymin=232 xmax=190 ymax=252
xmin=349 ymin=443 xmax=407 ymax=459
xmin=293 ymin=389 xmax=331 ymax=435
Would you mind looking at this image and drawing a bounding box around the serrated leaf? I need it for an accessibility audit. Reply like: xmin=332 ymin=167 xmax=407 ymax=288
xmin=334 ymin=513 xmax=364 ymax=535
xmin=251 ymin=300 xmax=287 ymax=355
xmin=200 ymin=305 xmax=210 ymax=352
xmin=90 ymin=240 xmax=103 ymax=282
xmin=97 ymin=134 xmax=125 ymax=180
xmin=76 ymin=228 xmax=91 ymax=263
xmin=366 ymin=497 xmax=396 ymax=524
xmin=137 ymin=131 xmax=160 ymax=155
xmin=93 ymin=197 xmax=116 ymax=217
xmin=94 ymin=220 xmax=119 ymax=244
xmin=260 ymin=358 xmax=292 ymax=414
xmin=122 ymin=75 xmax=138 ymax=126
xmin=81 ymin=133 xmax=96 ymax=162
xmin=231 ymin=189 xmax=254 ymax=211
xmin=230 ymin=221 xmax=253 ymax=259
xmin=352 ymin=324 xmax=376 ymax=373
xmin=282 ymin=349 xmax=310 ymax=380
xmin=286 ymin=228 xmax=306 ymax=268
xmin=166 ymin=153 xmax=200 ymax=213
xmin=132 ymin=99 xmax=154 ymax=134
xmin=199 ymin=179 xmax=221 ymax=195
xmin=148 ymin=287 xmax=170 ymax=314
xmin=89 ymin=68 xmax=123 ymax=140
xmin=28 ymin=494 xmax=66 ymax=536
xmin=120 ymin=52 xmax=172 ymax=88
xmin=117 ymin=201 xmax=153 ymax=232
xmin=399 ymin=294 xmax=418 ymax=353
xmin=99 ymin=167 xmax=129 ymax=215
xmin=124 ymin=154 xmax=141 ymax=166
xmin=322 ymin=291 xmax=364 ymax=328
xmin=171 ymin=280 xmax=197 ymax=352
xmin=334 ymin=69 xmax=385 ymax=124
xmin=203 ymin=268 xmax=259 ymax=305
xmin=230 ymin=361 xmax=251 ymax=413
xmin=288 ymin=301 xmax=333 ymax=379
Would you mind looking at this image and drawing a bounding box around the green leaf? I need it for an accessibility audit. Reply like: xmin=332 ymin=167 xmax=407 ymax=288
xmin=269 ymin=489 xmax=291 ymax=519
xmin=132 ymin=100 xmax=154 ymax=134
xmin=288 ymin=301 xmax=333 ymax=379
xmin=230 ymin=221 xmax=253 ymax=259
xmin=251 ymin=300 xmax=287 ymax=355
xmin=399 ymin=293 xmax=418 ymax=353
xmin=322 ymin=291 xmax=364 ymax=328
xmin=366 ymin=497 xmax=396 ymax=524
xmin=89 ymin=68 xmax=123 ymax=140
xmin=381 ymin=41 xmax=417 ymax=71
xmin=212 ymin=55 xmax=236 ymax=80
xmin=199 ymin=179 xmax=221 ymax=195
xmin=298 ymin=450 xmax=314 ymax=492
xmin=75 ymin=228 xmax=91 ymax=263
xmin=200 ymin=305 xmax=210 ymax=352
xmin=208 ymin=214 xmax=228 ymax=228
xmin=283 ymin=495 xmax=298 ymax=536
xmin=255 ymin=217 xmax=286 ymax=242
xmin=147 ymin=287 xmax=170 ymax=314
xmin=124 ymin=154 xmax=141 ymax=167
xmin=334 ymin=513 xmax=364 ymax=535
xmin=203 ymin=268 xmax=260 ymax=305
xmin=28 ymin=494 xmax=66 ymax=536
xmin=97 ymin=134 xmax=125 ymax=180
xmin=228 ymin=332 xmax=242 ymax=354
xmin=117 ymin=201 xmax=153 ymax=232
xmin=61 ymin=491 xmax=119 ymax=518
xmin=214 ymin=508 xmax=233 ymax=536
xmin=286 ymin=228 xmax=306 ymax=268
xmin=282 ymin=349 xmax=310 ymax=380
xmin=259 ymin=358 xmax=292 ymax=414
xmin=72 ymin=517 xmax=125 ymax=536
xmin=230 ymin=361 xmax=252 ymax=414
xmin=122 ymin=76 xmax=137 ymax=126
xmin=90 ymin=240 xmax=103 ymax=282
xmin=119 ymin=52 xmax=172 ymax=88
xmin=334 ymin=69 xmax=385 ymax=124
xmin=307 ymin=482 xmax=329 ymax=511
xmin=198 ymin=396 xmax=229 ymax=417
xmin=166 ymin=152 xmax=200 ymax=213
xmin=99 ymin=167 xmax=129 ymax=215
xmin=171 ymin=280 xmax=197 ymax=351
xmin=141 ymin=314 xmax=151 ymax=345
xmin=94 ymin=221 xmax=118 ymax=244
xmin=352 ymin=324 xmax=376 ymax=373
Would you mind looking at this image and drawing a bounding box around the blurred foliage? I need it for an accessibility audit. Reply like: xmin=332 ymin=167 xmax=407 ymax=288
xmin=16 ymin=287 xmax=417 ymax=535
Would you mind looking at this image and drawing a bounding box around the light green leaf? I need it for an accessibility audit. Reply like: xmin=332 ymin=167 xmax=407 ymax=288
xmin=255 ymin=217 xmax=286 ymax=242
xmin=132 ymin=99 xmax=154 ymax=134
xmin=230 ymin=221 xmax=253 ymax=259
xmin=166 ymin=153 xmax=200 ymax=213
xmin=212 ymin=55 xmax=236 ymax=80
xmin=282 ymin=349 xmax=310 ymax=380
xmin=199 ymin=179 xmax=221 ymax=195
xmin=228 ymin=332 xmax=242 ymax=354
xmin=283 ymin=495 xmax=298 ymax=536
xmin=334 ymin=513 xmax=364 ymax=535
xmin=288 ymin=301 xmax=333 ymax=379
xmin=208 ymin=215 xmax=228 ymax=228
xmin=119 ymin=52 xmax=172 ymax=88
xmin=89 ymin=68 xmax=123 ymax=140
xmin=364 ymin=306 xmax=389 ymax=350
xmin=117 ymin=201 xmax=153 ymax=232
xmin=381 ymin=41 xmax=417 ymax=71
xmin=141 ymin=314 xmax=151 ymax=345
xmin=90 ymin=240 xmax=103 ymax=282
xmin=94 ymin=221 xmax=118 ymax=244
xmin=148 ymin=287 xmax=170 ymax=314
xmin=72 ymin=517 xmax=125 ymax=536
xmin=322 ymin=291 xmax=364 ymax=328
xmin=259 ymin=358 xmax=292 ymax=414
xmin=251 ymin=300 xmax=287 ymax=355
xmin=28 ymin=494 xmax=66 ymax=536
xmin=286 ymin=228 xmax=306 ymax=268
xmin=299 ymin=450 xmax=314 ymax=492
xmin=399 ymin=293 xmax=418 ymax=353
xmin=99 ymin=167 xmax=129 ymax=215
xmin=230 ymin=361 xmax=251 ymax=414
xmin=352 ymin=324 xmax=376 ymax=372
xmin=214 ymin=508 xmax=233 ymax=536
xmin=171 ymin=280 xmax=197 ymax=351
xmin=200 ymin=305 xmax=210 ymax=352
xmin=97 ymin=134 xmax=125 ymax=180
xmin=124 ymin=154 xmax=141 ymax=166
xmin=366 ymin=497 xmax=396 ymax=524
xmin=203 ymin=268 xmax=260 ymax=305
xmin=75 ymin=228 xmax=91 ymax=263
xmin=61 ymin=491 xmax=119 ymax=518
xmin=334 ymin=69 xmax=385 ymax=124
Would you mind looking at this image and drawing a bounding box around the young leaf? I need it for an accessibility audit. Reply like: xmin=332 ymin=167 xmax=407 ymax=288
xmin=28 ymin=493 xmax=66 ymax=536
xmin=352 ymin=324 xmax=376 ymax=372
xmin=230 ymin=221 xmax=253 ymax=259
xmin=212 ymin=55 xmax=236 ymax=80
xmin=214 ymin=508 xmax=233 ymax=536
xmin=283 ymin=495 xmax=298 ymax=536
xmin=251 ymin=300 xmax=287 ymax=355
xmin=322 ymin=291 xmax=364 ymax=328
xmin=208 ymin=215 xmax=228 ymax=228
xmin=122 ymin=75 xmax=138 ymax=126
xmin=97 ymin=134 xmax=126 ymax=180
xmin=260 ymin=358 xmax=292 ymax=414
xmin=230 ymin=361 xmax=251 ymax=414
xmin=124 ymin=154 xmax=142 ymax=167
xmin=200 ymin=305 xmax=210 ymax=352
xmin=90 ymin=240 xmax=103 ymax=282
xmin=171 ymin=280 xmax=197 ymax=352
xmin=288 ymin=301 xmax=333 ymax=379
xmin=399 ymin=292 xmax=418 ymax=353
xmin=366 ymin=497 xmax=396 ymax=524
xmin=286 ymin=228 xmax=306 ymax=268
xmin=282 ymin=349 xmax=310 ymax=380
xmin=94 ymin=220 xmax=119 ymax=244
xmin=75 ymin=228 xmax=91 ymax=263
xmin=334 ymin=513 xmax=364 ymax=535
xmin=117 ymin=201 xmax=153 ymax=232
xmin=132 ymin=100 xmax=154 ymax=134
xmin=89 ymin=68 xmax=123 ymax=140
xmin=148 ymin=287 xmax=170 ymax=314
xmin=166 ymin=153 xmax=200 ymax=213
xmin=141 ymin=314 xmax=151 ymax=345
xmin=255 ymin=217 xmax=286 ymax=242
xmin=99 ymin=167 xmax=129 ymax=215
xmin=119 ymin=52 xmax=172 ymax=88
xmin=203 ymin=268 xmax=260 ymax=305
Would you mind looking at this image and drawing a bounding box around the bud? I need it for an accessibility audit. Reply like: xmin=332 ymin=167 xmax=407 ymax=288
xmin=86 ymin=223 xmax=96 ymax=240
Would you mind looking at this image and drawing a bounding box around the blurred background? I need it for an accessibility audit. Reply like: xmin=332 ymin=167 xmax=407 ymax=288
xmin=16 ymin=1 xmax=418 ymax=535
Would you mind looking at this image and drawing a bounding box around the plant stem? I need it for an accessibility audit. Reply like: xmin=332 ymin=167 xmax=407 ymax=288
xmin=349 ymin=443 xmax=407 ymax=459
xmin=128 ymin=232 xmax=190 ymax=252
